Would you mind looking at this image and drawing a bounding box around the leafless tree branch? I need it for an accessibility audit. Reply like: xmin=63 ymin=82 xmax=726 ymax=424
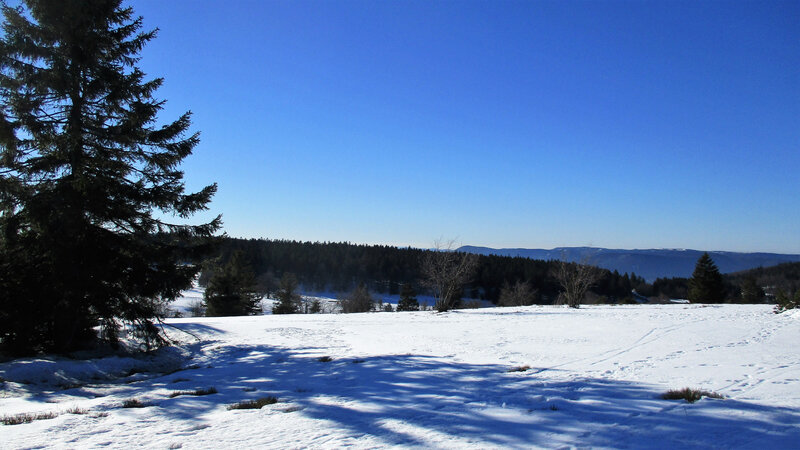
xmin=422 ymin=238 xmax=479 ymax=312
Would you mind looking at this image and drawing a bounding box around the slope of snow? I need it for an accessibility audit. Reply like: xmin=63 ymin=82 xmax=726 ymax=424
xmin=2 ymin=304 xmax=799 ymax=448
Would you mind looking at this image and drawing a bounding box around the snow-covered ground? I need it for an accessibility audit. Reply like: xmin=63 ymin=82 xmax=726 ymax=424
xmin=169 ymin=285 xmax=479 ymax=316
xmin=168 ymin=286 xmax=448 ymax=316
xmin=2 ymin=304 xmax=799 ymax=448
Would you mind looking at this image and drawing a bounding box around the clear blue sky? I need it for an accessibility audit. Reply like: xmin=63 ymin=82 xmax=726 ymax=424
xmin=133 ymin=0 xmax=799 ymax=253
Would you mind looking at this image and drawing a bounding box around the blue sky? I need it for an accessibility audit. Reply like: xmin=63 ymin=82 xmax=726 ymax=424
xmin=133 ymin=0 xmax=799 ymax=253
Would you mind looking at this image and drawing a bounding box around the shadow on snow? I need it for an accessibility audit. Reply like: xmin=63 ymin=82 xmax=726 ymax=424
xmin=121 ymin=342 xmax=800 ymax=448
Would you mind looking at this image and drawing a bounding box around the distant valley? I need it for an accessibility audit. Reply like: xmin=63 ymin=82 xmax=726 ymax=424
xmin=458 ymin=246 xmax=800 ymax=281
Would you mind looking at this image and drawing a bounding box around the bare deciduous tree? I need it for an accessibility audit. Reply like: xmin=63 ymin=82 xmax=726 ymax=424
xmin=553 ymin=257 xmax=603 ymax=308
xmin=422 ymin=239 xmax=479 ymax=312
xmin=498 ymin=280 xmax=538 ymax=306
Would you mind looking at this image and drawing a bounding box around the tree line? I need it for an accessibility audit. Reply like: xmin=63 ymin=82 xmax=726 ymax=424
xmin=641 ymin=258 xmax=800 ymax=304
xmin=202 ymin=240 xmax=789 ymax=314
xmin=200 ymin=237 xmax=651 ymax=305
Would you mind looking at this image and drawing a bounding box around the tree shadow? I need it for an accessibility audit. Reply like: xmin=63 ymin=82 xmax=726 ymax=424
xmin=164 ymin=322 xmax=227 ymax=338
xmin=134 ymin=343 xmax=800 ymax=448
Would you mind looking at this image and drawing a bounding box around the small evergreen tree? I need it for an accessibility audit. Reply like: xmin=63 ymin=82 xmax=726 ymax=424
xmin=309 ymin=299 xmax=322 ymax=314
xmin=688 ymin=253 xmax=725 ymax=303
xmin=204 ymin=252 xmax=261 ymax=317
xmin=272 ymin=272 xmax=301 ymax=314
xmin=0 ymin=0 xmax=219 ymax=354
xmin=396 ymin=283 xmax=419 ymax=311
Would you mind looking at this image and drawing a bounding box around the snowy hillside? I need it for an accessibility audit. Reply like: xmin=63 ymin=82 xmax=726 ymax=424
xmin=2 ymin=304 xmax=799 ymax=448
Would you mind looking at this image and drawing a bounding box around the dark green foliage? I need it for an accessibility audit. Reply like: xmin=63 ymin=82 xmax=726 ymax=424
xmin=309 ymin=299 xmax=322 ymax=314
xmin=727 ymin=262 xmax=800 ymax=302
xmin=774 ymin=289 xmax=800 ymax=314
xmin=227 ymin=396 xmax=278 ymax=410
xmin=340 ymin=282 xmax=374 ymax=313
xmin=497 ymin=280 xmax=537 ymax=306
xmin=461 ymin=299 xmax=482 ymax=309
xmin=396 ymin=283 xmax=419 ymax=311
xmin=272 ymin=272 xmax=301 ymax=314
xmin=0 ymin=0 xmax=219 ymax=354
xmin=739 ymin=276 xmax=765 ymax=303
xmin=651 ymin=277 xmax=689 ymax=300
xmin=688 ymin=253 xmax=725 ymax=303
xmin=204 ymin=252 xmax=261 ymax=317
xmin=661 ymin=388 xmax=724 ymax=403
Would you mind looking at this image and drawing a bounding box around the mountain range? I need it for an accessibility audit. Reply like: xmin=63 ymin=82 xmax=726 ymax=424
xmin=458 ymin=246 xmax=800 ymax=281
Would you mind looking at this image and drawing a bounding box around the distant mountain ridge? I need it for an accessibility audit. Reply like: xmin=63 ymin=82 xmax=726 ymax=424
xmin=458 ymin=246 xmax=800 ymax=281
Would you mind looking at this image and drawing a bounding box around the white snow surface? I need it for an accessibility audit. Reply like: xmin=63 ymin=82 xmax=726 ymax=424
xmin=2 ymin=304 xmax=799 ymax=448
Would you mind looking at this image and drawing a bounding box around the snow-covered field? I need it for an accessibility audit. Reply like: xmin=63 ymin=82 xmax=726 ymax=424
xmin=2 ymin=304 xmax=799 ymax=448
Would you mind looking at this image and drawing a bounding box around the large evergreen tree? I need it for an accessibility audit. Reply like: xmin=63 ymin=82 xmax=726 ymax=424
xmin=204 ymin=252 xmax=261 ymax=317
xmin=0 ymin=0 xmax=219 ymax=354
xmin=688 ymin=253 xmax=725 ymax=303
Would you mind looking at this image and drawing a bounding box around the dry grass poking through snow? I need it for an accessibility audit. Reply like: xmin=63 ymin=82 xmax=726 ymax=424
xmin=121 ymin=398 xmax=148 ymax=408
xmin=662 ymin=388 xmax=724 ymax=403
xmin=168 ymin=387 xmax=218 ymax=398
xmin=2 ymin=406 xmax=89 ymax=425
xmin=227 ymin=396 xmax=278 ymax=410
xmin=1 ymin=411 xmax=59 ymax=425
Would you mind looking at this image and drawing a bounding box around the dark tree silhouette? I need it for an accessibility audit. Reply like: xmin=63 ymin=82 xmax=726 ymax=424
xmin=396 ymin=283 xmax=420 ymax=311
xmin=272 ymin=272 xmax=301 ymax=314
xmin=688 ymin=253 xmax=725 ymax=303
xmin=0 ymin=0 xmax=219 ymax=354
xmin=204 ymin=252 xmax=261 ymax=317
